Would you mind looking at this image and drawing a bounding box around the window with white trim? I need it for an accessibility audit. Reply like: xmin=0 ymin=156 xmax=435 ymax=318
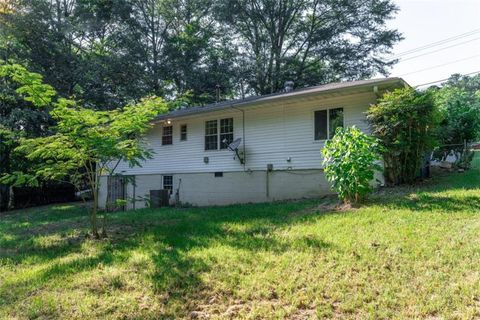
xmin=162 ymin=125 xmax=173 ymax=145
xmin=205 ymin=118 xmax=234 ymax=150
xmin=220 ymin=118 xmax=234 ymax=149
xmin=163 ymin=175 xmax=173 ymax=194
xmin=205 ymin=120 xmax=218 ymax=150
xmin=180 ymin=124 xmax=187 ymax=141
xmin=314 ymin=108 xmax=344 ymax=140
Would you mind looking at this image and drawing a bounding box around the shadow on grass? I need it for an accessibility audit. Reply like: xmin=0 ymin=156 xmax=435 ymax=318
xmin=378 ymin=194 xmax=480 ymax=213
xmin=122 ymin=201 xmax=336 ymax=316
xmin=1 ymin=199 xmax=336 ymax=317
xmin=3 ymin=166 xmax=478 ymax=317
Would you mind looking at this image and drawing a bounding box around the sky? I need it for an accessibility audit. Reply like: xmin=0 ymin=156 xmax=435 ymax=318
xmin=386 ymin=0 xmax=480 ymax=87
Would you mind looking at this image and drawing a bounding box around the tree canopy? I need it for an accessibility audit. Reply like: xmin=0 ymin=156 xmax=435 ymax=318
xmin=429 ymin=73 xmax=480 ymax=145
xmin=0 ymin=61 xmax=168 ymax=235
xmin=0 ymin=0 xmax=402 ymax=108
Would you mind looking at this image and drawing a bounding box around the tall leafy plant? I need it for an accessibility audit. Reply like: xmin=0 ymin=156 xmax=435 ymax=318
xmin=322 ymin=126 xmax=382 ymax=204
xmin=367 ymin=88 xmax=439 ymax=185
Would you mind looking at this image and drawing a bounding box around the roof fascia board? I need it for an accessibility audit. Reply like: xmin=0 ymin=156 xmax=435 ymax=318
xmin=154 ymin=78 xmax=408 ymax=122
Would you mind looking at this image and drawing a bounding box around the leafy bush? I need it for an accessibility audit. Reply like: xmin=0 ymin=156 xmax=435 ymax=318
xmin=430 ymin=80 xmax=480 ymax=145
xmin=437 ymin=90 xmax=480 ymax=144
xmin=367 ymin=88 xmax=439 ymax=185
xmin=322 ymin=126 xmax=382 ymax=204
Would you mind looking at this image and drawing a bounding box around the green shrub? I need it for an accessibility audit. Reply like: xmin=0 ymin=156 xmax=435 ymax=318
xmin=367 ymin=88 xmax=439 ymax=185
xmin=322 ymin=126 xmax=382 ymax=204
xmin=430 ymin=74 xmax=480 ymax=145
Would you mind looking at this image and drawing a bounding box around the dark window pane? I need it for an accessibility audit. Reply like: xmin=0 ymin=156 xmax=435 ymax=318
xmin=220 ymin=133 xmax=234 ymax=149
xmin=220 ymin=118 xmax=233 ymax=149
xmin=162 ymin=136 xmax=172 ymax=145
xmin=162 ymin=126 xmax=173 ymax=145
xmin=205 ymin=120 xmax=218 ymax=150
xmin=220 ymin=118 xmax=233 ymax=134
xmin=205 ymin=120 xmax=217 ymax=135
xmin=205 ymin=135 xmax=217 ymax=150
xmin=163 ymin=175 xmax=173 ymax=194
xmin=329 ymin=108 xmax=344 ymax=138
xmin=180 ymin=124 xmax=187 ymax=141
xmin=314 ymin=110 xmax=328 ymax=140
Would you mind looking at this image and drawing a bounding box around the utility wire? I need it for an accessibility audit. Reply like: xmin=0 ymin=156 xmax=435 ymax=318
xmin=391 ymin=28 xmax=480 ymax=59
xmin=398 ymin=54 xmax=480 ymax=77
xmin=393 ymin=37 xmax=480 ymax=63
xmin=414 ymin=70 xmax=480 ymax=88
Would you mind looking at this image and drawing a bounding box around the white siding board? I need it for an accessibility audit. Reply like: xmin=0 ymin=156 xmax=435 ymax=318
xmin=113 ymin=91 xmax=377 ymax=175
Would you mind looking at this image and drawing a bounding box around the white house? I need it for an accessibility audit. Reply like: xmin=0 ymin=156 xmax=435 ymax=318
xmin=99 ymin=77 xmax=408 ymax=209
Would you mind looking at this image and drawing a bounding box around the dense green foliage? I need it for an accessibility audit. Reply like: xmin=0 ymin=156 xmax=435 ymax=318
xmin=322 ymin=126 xmax=382 ymax=204
xmin=220 ymin=0 xmax=401 ymax=95
xmin=430 ymin=73 xmax=480 ymax=145
xmin=1 ymin=160 xmax=480 ymax=318
xmin=0 ymin=0 xmax=401 ymax=107
xmin=367 ymin=88 xmax=439 ymax=185
xmin=0 ymin=62 xmax=57 ymax=211
xmin=0 ymin=62 xmax=168 ymax=236
xmin=0 ymin=0 xmax=402 ymax=210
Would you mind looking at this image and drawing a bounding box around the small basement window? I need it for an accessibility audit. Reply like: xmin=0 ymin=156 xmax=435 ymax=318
xmin=163 ymin=175 xmax=173 ymax=194
xmin=314 ymin=108 xmax=344 ymax=140
xmin=180 ymin=124 xmax=187 ymax=141
xmin=214 ymin=172 xmax=223 ymax=177
xmin=162 ymin=126 xmax=173 ymax=145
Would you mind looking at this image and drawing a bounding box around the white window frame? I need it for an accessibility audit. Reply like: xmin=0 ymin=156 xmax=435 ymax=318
xmin=180 ymin=124 xmax=187 ymax=141
xmin=312 ymin=107 xmax=345 ymax=142
xmin=162 ymin=175 xmax=173 ymax=194
xmin=162 ymin=125 xmax=173 ymax=146
xmin=204 ymin=117 xmax=234 ymax=151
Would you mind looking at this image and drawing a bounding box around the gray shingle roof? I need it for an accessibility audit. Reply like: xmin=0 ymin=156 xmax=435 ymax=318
xmin=155 ymin=77 xmax=407 ymax=120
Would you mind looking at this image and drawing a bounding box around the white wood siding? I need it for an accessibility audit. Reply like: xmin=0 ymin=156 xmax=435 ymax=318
xmin=114 ymin=91 xmax=377 ymax=175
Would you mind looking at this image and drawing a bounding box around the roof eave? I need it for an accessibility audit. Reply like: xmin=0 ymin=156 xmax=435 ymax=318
xmin=154 ymin=77 xmax=409 ymax=122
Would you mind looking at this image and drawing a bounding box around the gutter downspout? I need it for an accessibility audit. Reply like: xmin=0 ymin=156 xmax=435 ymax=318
xmin=230 ymin=105 xmax=246 ymax=170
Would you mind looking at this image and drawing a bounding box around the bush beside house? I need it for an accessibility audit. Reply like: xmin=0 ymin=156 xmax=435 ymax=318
xmin=322 ymin=126 xmax=383 ymax=204
xmin=367 ymin=88 xmax=439 ymax=185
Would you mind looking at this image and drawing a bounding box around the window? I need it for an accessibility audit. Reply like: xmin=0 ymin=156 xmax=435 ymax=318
xmin=205 ymin=118 xmax=234 ymax=150
xmin=214 ymin=172 xmax=223 ymax=177
xmin=220 ymin=118 xmax=234 ymax=149
xmin=163 ymin=175 xmax=173 ymax=194
xmin=329 ymin=108 xmax=344 ymax=138
xmin=314 ymin=110 xmax=328 ymax=140
xmin=180 ymin=124 xmax=187 ymax=141
xmin=314 ymin=108 xmax=344 ymax=140
xmin=205 ymin=120 xmax=218 ymax=150
xmin=162 ymin=126 xmax=173 ymax=145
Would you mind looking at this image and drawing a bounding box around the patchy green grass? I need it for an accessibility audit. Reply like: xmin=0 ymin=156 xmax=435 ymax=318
xmin=1 ymin=167 xmax=480 ymax=319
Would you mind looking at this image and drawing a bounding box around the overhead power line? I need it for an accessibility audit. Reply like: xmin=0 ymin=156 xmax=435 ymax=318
xmin=394 ymin=37 xmax=480 ymax=63
xmin=398 ymin=54 xmax=480 ymax=77
xmin=391 ymin=28 xmax=480 ymax=59
xmin=414 ymin=70 xmax=480 ymax=88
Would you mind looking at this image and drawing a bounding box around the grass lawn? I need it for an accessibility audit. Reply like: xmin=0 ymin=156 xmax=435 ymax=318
xmin=1 ymin=166 xmax=480 ymax=319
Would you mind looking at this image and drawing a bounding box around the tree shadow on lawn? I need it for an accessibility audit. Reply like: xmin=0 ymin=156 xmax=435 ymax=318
xmin=1 ymin=200 xmax=336 ymax=317
xmin=377 ymin=193 xmax=480 ymax=213
xmin=0 ymin=204 xmax=94 ymax=265
xmin=4 ymin=169 xmax=480 ymax=317
xmin=370 ymin=165 xmax=480 ymax=213
xmin=137 ymin=206 xmax=335 ymax=318
xmin=371 ymin=173 xmax=480 ymax=214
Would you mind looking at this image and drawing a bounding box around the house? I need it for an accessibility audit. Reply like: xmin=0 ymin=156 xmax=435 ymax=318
xmin=98 ymin=77 xmax=408 ymax=209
